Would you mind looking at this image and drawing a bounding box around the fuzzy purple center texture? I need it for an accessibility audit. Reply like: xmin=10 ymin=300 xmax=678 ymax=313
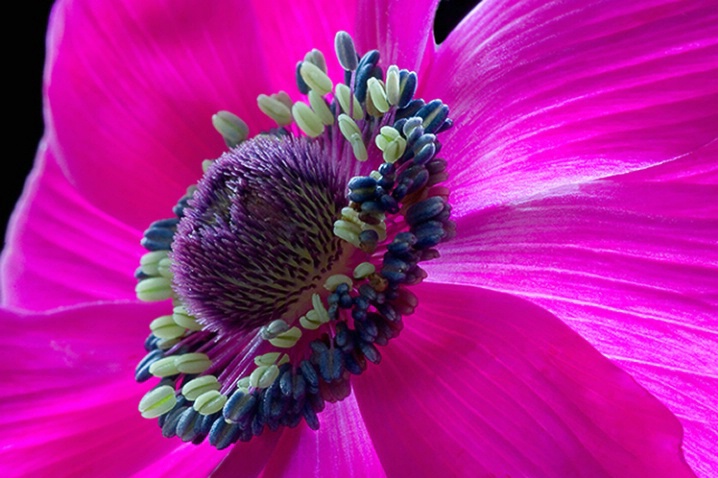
xmin=172 ymin=135 xmax=348 ymax=333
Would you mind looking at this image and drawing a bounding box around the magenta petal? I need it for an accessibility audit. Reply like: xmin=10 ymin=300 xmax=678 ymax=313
xmin=353 ymin=282 xmax=693 ymax=477
xmin=0 ymin=302 xmax=225 ymax=477
xmin=1 ymin=145 xmax=141 ymax=311
xmin=424 ymin=0 xmax=718 ymax=214
xmin=433 ymin=178 xmax=717 ymax=475
xmin=354 ymin=0 xmax=440 ymax=72
xmin=253 ymin=393 xmax=385 ymax=478
xmin=45 ymin=0 xmax=272 ymax=229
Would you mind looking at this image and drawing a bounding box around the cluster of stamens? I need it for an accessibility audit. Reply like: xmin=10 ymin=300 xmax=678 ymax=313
xmin=134 ymin=31 xmax=454 ymax=449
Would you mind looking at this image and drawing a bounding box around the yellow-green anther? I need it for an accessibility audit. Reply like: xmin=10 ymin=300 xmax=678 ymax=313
xmin=311 ymin=294 xmax=330 ymax=323
xmin=254 ymin=352 xmax=283 ymax=366
xmin=334 ymin=83 xmax=363 ymax=120
xmin=299 ymin=313 xmax=322 ymax=330
xmin=340 ymin=207 xmax=361 ymax=224
xmin=149 ymin=356 xmax=180 ymax=378
xmin=273 ymin=91 xmax=293 ymax=110
xmin=333 ymin=219 xmax=362 ymax=247
xmin=150 ymin=314 xmax=186 ymax=340
xmin=193 ymin=390 xmax=227 ymax=415
xmin=353 ymin=262 xmax=376 ymax=279
xmin=140 ymin=251 xmax=168 ymax=276
xmin=268 ymin=326 xmax=302 ymax=348
xmin=324 ymin=274 xmax=353 ymax=291
xmin=380 ymin=125 xmax=401 ymax=141
xmin=211 ymin=110 xmax=249 ymax=148
xmin=236 ymin=377 xmax=251 ymax=391
xmin=175 ymin=353 xmax=213 ymax=374
xmin=349 ymin=133 xmax=368 ymax=162
xmin=292 ymin=102 xmax=325 ymax=138
xmin=370 ymin=170 xmax=382 ymax=180
xmin=157 ymin=337 xmax=181 ymax=351
xmin=158 ymin=257 xmax=173 ymax=279
xmin=136 ymin=277 xmax=173 ymax=302
xmin=386 ymin=65 xmax=401 ymax=105
xmin=299 ymin=61 xmax=332 ymax=96
xmin=257 ymin=94 xmax=293 ymax=126
xmin=261 ymin=319 xmax=290 ymax=340
xmin=335 ymin=31 xmax=358 ymax=71
xmin=304 ymin=48 xmax=327 ymax=73
xmin=172 ymin=306 xmax=203 ymax=331
xmin=308 ymin=90 xmax=335 ymax=125
xmin=367 ymin=78 xmax=389 ymax=113
xmin=181 ymin=375 xmax=221 ymax=401
xmin=139 ymin=385 xmax=177 ymax=419
xmin=337 ymin=114 xmax=362 ymax=141
xmin=249 ymin=364 xmax=280 ymax=389
xmin=382 ymin=136 xmax=407 ymax=164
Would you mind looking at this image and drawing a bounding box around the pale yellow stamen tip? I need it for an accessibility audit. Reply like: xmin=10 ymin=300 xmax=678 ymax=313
xmin=292 ymin=102 xmax=325 ymax=138
xmin=249 ymin=364 xmax=280 ymax=389
xmin=353 ymin=262 xmax=376 ymax=279
xmin=140 ymin=250 xmax=168 ymax=276
xmin=139 ymin=385 xmax=177 ymax=419
xmin=300 ymin=61 xmax=333 ymax=96
xmin=367 ymin=77 xmax=390 ymax=113
xmin=149 ymin=356 xmax=180 ymax=378
xmin=268 ymin=326 xmax=302 ymax=348
xmin=136 ymin=277 xmax=173 ymax=302
xmin=335 ymin=83 xmax=363 ymax=121
xmin=308 ymin=90 xmax=335 ymax=125
xmin=149 ymin=314 xmax=185 ymax=340
xmin=193 ymin=390 xmax=227 ymax=415
xmin=172 ymin=306 xmax=203 ymax=331
xmin=182 ymin=375 xmax=221 ymax=401
xmin=257 ymin=93 xmax=293 ymax=126
xmin=175 ymin=353 xmax=213 ymax=374
xmin=386 ymin=65 xmax=401 ymax=105
xmin=211 ymin=110 xmax=249 ymax=148
xmin=324 ymin=274 xmax=353 ymax=291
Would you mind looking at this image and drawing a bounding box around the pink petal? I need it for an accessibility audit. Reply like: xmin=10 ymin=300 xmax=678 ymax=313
xmin=45 ymin=0 xmax=356 ymax=230
xmin=354 ymin=0 xmax=440 ymax=72
xmin=0 ymin=302 xmax=227 ymax=477
xmin=246 ymin=394 xmax=386 ymax=478
xmin=423 ymin=0 xmax=718 ymax=215
xmin=432 ymin=179 xmax=717 ymax=475
xmin=1 ymin=144 xmax=140 ymax=310
xmin=353 ymin=282 xmax=693 ymax=477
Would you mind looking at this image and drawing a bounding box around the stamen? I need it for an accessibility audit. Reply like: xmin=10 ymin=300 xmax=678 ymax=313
xmin=136 ymin=277 xmax=173 ymax=302
xmin=182 ymin=375 xmax=221 ymax=401
xmin=139 ymin=385 xmax=177 ymax=419
xmin=334 ymin=31 xmax=358 ymax=71
xmin=193 ymin=390 xmax=227 ymax=415
xmin=367 ymin=78 xmax=390 ymax=114
xmin=211 ymin=111 xmax=249 ymax=148
xmin=299 ymin=61 xmax=333 ymax=96
xmin=257 ymin=94 xmax=293 ymax=126
xmin=334 ymin=84 xmax=363 ymax=121
xmin=291 ymin=102 xmax=325 ymax=137
xmin=267 ymin=326 xmax=302 ymax=348
xmin=308 ymin=90 xmax=335 ymax=125
xmin=385 ymin=65 xmax=400 ymax=106
xmin=149 ymin=314 xmax=185 ymax=340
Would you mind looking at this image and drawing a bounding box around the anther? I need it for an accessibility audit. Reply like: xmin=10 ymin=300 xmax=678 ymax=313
xmin=150 ymin=314 xmax=186 ymax=340
xmin=257 ymin=94 xmax=293 ymax=126
xmin=304 ymin=49 xmax=328 ymax=73
xmin=324 ymin=274 xmax=353 ymax=291
xmin=139 ymin=385 xmax=177 ymax=419
xmin=268 ymin=326 xmax=302 ymax=348
xmin=292 ymin=102 xmax=325 ymax=138
xmin=175 ymin=353 xmax=213 ymax=374
xmin=299 ymin=61 xmax=333 ymax=96
xmin=211 ymin=110 xmax=249 ymax=148
xmin=335 ymin=31 xmax=358 ymax=71
xmin=193 ymin=390 xmax=227 ymax=415
xmin=249 ymin=364 xmax=280 ymax=389
xmin=172 ymin=306 xmax=203 ymax=331
xmin=353 ymin=262 xmax=376 ymax=279
xmin=334 ymin=84 xmax=363 ymax=121
xmin=140 ymin=250 xmax=169 ymax=276
xmin=261 ymin=320 xmax=291 ymax=340
xmin=149 ymin=356 xmax=180 ymax=378
xmin=367 ymin=78 xmax=390 ymax=113
xmin=308 ymin=90 xmax=335 ymax=125
xmin=136 ymin=277 xmax=173 ymax=302
xmin=385 ymin=65 xmax=400 ymax=105
xmin=182 ymin=375 xmax=221 ymax=401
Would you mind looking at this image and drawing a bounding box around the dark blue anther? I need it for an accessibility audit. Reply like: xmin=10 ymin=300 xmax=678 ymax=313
xmin=354 ymin=63 xmax=373 ymax=103
xmin=284 ymin=413 xmax=303 ymax=429
xmin=405 ymin=123 xmax=425 ymax=152
xmin=358 ymin=284 xmax=378 ymax=302
xmin=335 ymin=322 xmax=351 ymax=348
xmin=413 ymin=143 xmax=436 ymax=166
xmin=413 ymin=221 xmax=447 ymax=249
xmin=262 ymin=379 xmax=282 ymax=420
xmin=150 ymin=218 xmax=180 ymax=229
xmin=335 ymin=31 xmax=359 ymax=71
xmin=223 ymin=390 xmax=256 ymax=423
xmin=328 ymin=303 xmax=339 ymax=320
xmin=199 ymin=412 xmax=220 ymax=436
xmin=426 ymin=158 xmax=448 ymax=175
xmin=343 ymin=349 xmax=367 ymax=375
xmin=144 ymin=333 xmax=160 ymax=351
xmin=308 ymin=391 xmax=325 ymax=413
xmin=351 ymin=308 xmax=367 ymax=322
xmin=356 ymin=317 xmax=379 ymax=343
xmin=377 ymin=303 xmax=400 ymax=323
xmin=302 ymin=403 xmax=320 ymax=431
xmin=141 ymin=229 xmax=174 ymax=251
xmin=412 ymin=133 xmax=436 ymax=153
xmin=292 ymin=373 xmax=307 ymax=402
xmin=437 ymin=118 xmax=454 ymax=134
xmin=359 ymin=340 xmax=382 ymax=364
xmin=398 ymin=70 xmax=417 ymax=108
xmin=395 ymin=99 xmax=425 ymax=121
xmin=360 ymin=201 xmax=385 ymax=215
xmin=279 ymin=367 xmax=293 ymax=397
xmin=392 ymin=118 xmax=408 ymax=135
xmin=359 ymin=229 xmax=379 ymax=248
xmin=135 ymin=349 xmax=163 ymax=383
xmin=417 ymin=100 xmax=450 ymax=134
xmin=176 ymin=407 xmax=202 ymax=442
xmin=135 ymin=267 xmax=151 ymax=280
xmin=161 ymin=405 xmax=187 ymax=438
xmin=172 ymin=195 xmax=192 ymax=218
xmin=295 ymin=61 xmax=310 ymax=95
xmin=405 ymin=197 xmax=446 ymax=226
xmin=327 ymin=292 xmax=340 ymax=305
xmin=379 ymin=194 xmax=399 ymax=213
xmin=339 ymin=293 xmax=353 ymax=309
xmin=357 ymin=50 xmax=380 ymax=73
xmin=348 ymin=176 xmax=377 ymax=190
xmin=251 ymin=411 xmax=265 ymax=437
xmin=300 ymin=359 xmax=320 ymax=393
xmin=402 ymin=117 xmax=424 ymax=137
xmin=344 ymin=69 xmax=353 ymax=86
xmin=209 ymin=418 xmax=240 ymax=450
xmin=335 ymin=283 xmax=350 ymax=295
xmin=378 ymin=161 xmax=395 ymax=176
xmin=318 ymin=347 xmax=344 ymax=382
xmin=353 ymin=295 xmax=369 ymax=311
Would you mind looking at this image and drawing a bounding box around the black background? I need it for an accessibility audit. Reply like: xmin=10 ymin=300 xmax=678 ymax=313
xmin=4 ymin=0 xmax=479 ymax=242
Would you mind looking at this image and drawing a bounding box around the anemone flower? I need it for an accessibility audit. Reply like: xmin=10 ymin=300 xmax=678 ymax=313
xmin=2 ymin=0 xmax=716 ymax=476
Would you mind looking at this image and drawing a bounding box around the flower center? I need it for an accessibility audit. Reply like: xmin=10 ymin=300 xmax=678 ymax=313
xmin=134 ymin=31 xmax=454 ymax=449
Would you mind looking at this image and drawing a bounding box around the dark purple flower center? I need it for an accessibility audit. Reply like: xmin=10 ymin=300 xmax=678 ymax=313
xmin=133 ymin=31 xmax=455 ymax=449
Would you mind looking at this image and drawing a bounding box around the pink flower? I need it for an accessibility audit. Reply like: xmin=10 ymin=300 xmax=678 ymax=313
xmin=1 ymin=0 xmax=716 ymax=476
